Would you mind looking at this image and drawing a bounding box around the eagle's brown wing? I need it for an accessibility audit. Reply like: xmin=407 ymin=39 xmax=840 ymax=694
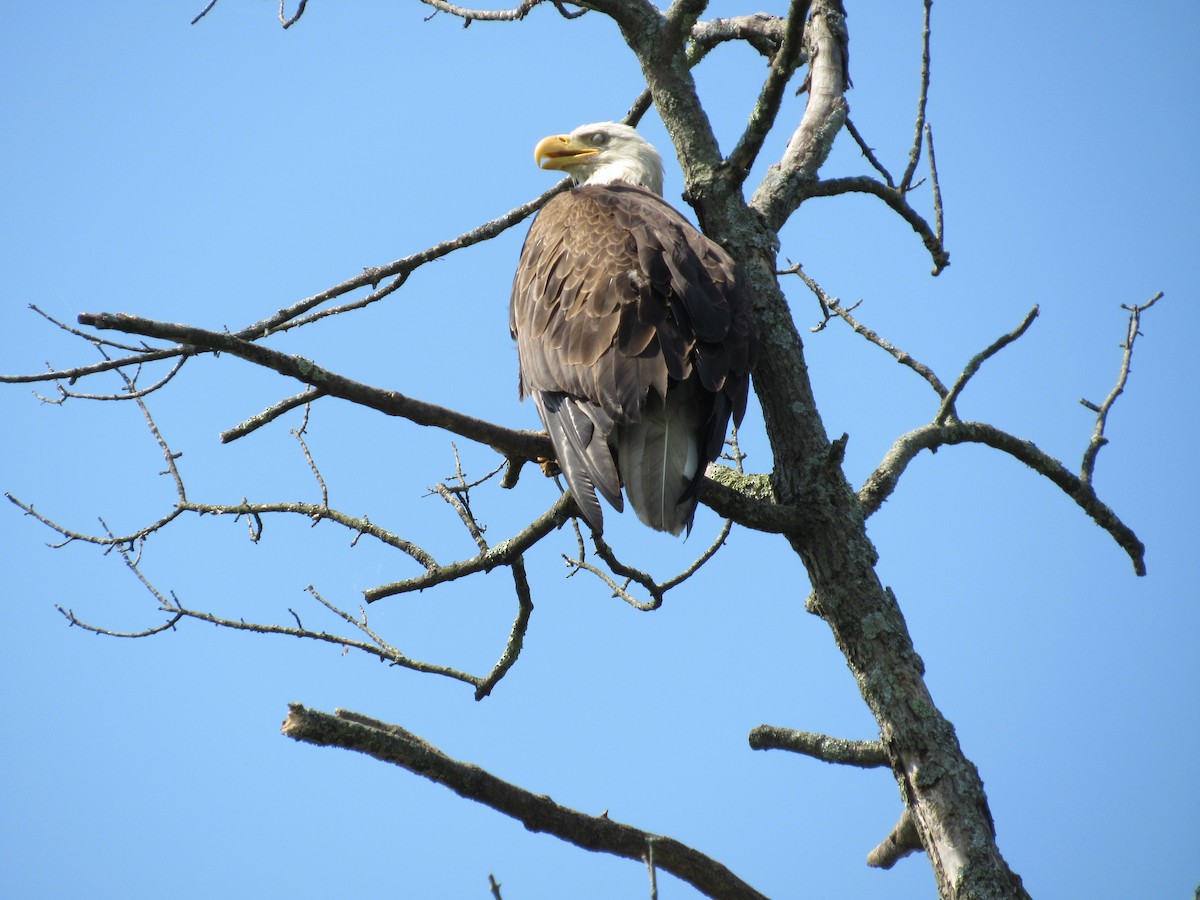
xmin=510 ymin=183 xmax=755 ymax=534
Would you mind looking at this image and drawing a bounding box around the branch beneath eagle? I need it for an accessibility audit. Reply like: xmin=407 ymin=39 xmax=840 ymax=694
xmin=72 ymin=312 xmax=795 ymax=534
xmin=282 ymin=704 xmax=769 ymax=900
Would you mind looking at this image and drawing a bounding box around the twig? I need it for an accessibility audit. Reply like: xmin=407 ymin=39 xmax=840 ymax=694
xmin=366 ymin=494 xmax=574 ymax=601
xmin=935 ymin=306 xmax=1039 ymax=424
xmin=802 ymin=175 xmax=948 ymax=274
xmin=57 ymin=604 xmax=183 ymax=637
xmin=29 ymin=304 xmax=152 ymax=354
xmin=1 ymin=344 xmax=182 ymax=386
xmin=898 ymin=0 xmax=933 ymax=191
xmin=842 ymin=117 xmax=894 ymax=186
xmin=780 ymin=262 xmax=950 ymax=396
xmin=926 ymin=122 xmax=944 ymax=245
xmin=191 ymin=0 xmax=220 ymax=25
xmin=222 ymin=388 xmax=326 ymax=443
xmin=278 ymin=0 xmax=308 ymax=28
xmin=110 ymin=368 xmax=189 ymax=503
xmin=430 ymin=445 xmax=490 ymax=551
xmin=474 ymin=557 xmax=535 ymax=700
xmin=562 ymin=515 xmax=735 ymax=610
xmin=41 ymin=355 xmax=187 ymax=403
xmin=292 ymin=429 xmax=330 ymax=508
xmin=1080 ymin=292 xmax=1163 ymax=484
xmin=420 ymin=0 xmax=582 ymax=25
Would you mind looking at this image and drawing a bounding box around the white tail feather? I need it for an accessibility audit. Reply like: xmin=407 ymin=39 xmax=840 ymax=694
xmin=615 ymin=388 xmax=702 ymax=536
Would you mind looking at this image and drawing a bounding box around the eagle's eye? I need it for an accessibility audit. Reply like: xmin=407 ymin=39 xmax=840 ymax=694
xmin=589 ymin=132 xmax=609 ymax=146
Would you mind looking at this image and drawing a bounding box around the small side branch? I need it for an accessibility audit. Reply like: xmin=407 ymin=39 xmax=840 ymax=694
xmin=366 ymin=494 xmax=574 ymax=602
xmin=866 ymin=807 xmax=923 ymax=869
xmin=898 ymin=0 xmax=933 ymax=191
xmin=935 ymin=305 xmax=1039 ymax=425
xmin=420 ymin=0 xmax=584 ymax=24
xmin=748 ymin=724 xmax=888 ymax=768
xmin=474 ymin=557 xmax=535 ymax=700
xmin=282 ymin=705 xmax=768 ymax=900
xmin=1080 ymin=292 xmax=1163 ymax=484
xmin=803 ymin=175 xmax=948 ymax=275
xmin=563 ymin=518 xmax=734 ymax=610
xmin=781 ymin=263 xmax=950 ymax=396
xmin=222 ymin=388 xmax=326 ymax=443
xmin=842 ymin=117 xmax=894 ymax=186
xmin=278 ymin=0 xmax=309 ymax=28
xmin=191 ymin=0 xmax=220 ymax=25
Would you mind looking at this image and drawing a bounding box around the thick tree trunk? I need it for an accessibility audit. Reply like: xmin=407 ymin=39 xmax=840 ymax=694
xmin=614 ymin=0 xmax=1034 ymax=894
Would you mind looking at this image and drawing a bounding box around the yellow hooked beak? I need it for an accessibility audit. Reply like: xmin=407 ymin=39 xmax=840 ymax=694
xmin=534 ymin=133 xmax=599 ymax=171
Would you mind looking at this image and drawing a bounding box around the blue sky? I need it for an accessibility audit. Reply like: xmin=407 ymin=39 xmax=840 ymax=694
xmin=2 ymin=2 xmax=1197 ymax=898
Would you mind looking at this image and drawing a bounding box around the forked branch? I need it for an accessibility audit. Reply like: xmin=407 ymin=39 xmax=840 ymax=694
xmin=796 ymin=271 xmax=1153 ymax=576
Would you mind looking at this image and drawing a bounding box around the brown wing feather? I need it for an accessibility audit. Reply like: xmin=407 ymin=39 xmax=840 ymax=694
xmin=511 ymin=183 xmax=756 ymax=534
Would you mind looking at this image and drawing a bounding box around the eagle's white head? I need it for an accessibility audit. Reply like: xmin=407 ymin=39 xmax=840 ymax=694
xmin=533 ymin=122 xmax=664 ymax=196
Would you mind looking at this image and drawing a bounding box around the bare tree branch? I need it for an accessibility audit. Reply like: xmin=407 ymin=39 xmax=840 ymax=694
xmin=935 ymin=306 xmax=1040 ymax=425
xmin=4 ymin=185 xmax=564 ymax=390
xmin=474 ymin=557 xmax=535 ymax=700
xmin=750 ymin=0 xmax=850 ymax=232
xmin=898 ymin=0 xmax=933 ymax=192
xmin=781 ymin=263 xmax=950 ymax=395
xmin=926 ymin=123 xmax=944 ymax=245
xmin=278 ymin=0 xmax=309 ymax=28
xmin=282 ymin=705 xmax=769 ymax=899
xmin=801 ymin=175 xmax=948 ymax=275
xmin=749 ymin=724 xmax=888 ymax=768
xmin=76 ymin=311 xmax=552 ymax=462
xmin=366 ymin=493 xmax=574 ymax=602
xmin=867 ymin=807 xmax=923 ymax=869
xmin=842 ymin=116 xmax=895 ymax=186
xmin=859 ymin=420 xmax=1146 ymax=575
xmin=60 ymin=312 xmax=790 ymax=533
xmin=1080 ymin=292 xmax=1163 ymax=484
xmin=190 ymin=0 xmax=220 ymax=25
xmin=222 ymin=387 xmax=326 ymax=443
xmin=725 ymin=0 xmax=812 ymax=183
xmin=420 ymin=0 xmax=585 ymax=24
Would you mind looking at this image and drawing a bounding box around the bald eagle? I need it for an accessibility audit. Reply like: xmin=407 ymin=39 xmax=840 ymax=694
xmin=510 ymin=122 xmax=756 ymax=535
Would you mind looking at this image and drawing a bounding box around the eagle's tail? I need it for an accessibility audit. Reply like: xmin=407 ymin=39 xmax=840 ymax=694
xmin=615 ymin=385 xmax=704 ymax=537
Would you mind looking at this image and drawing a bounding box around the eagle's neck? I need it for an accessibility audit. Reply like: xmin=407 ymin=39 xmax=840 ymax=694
xmin=576 ymin=154 xmax=663 ymax=196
